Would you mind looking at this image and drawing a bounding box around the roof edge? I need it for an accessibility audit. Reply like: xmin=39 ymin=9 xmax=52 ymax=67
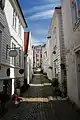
xmin=16 ymin=0 xmax=27 ymax=28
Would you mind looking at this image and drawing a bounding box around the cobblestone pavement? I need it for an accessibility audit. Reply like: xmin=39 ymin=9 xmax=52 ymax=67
xmin=2 ymin=73 xmax=80 ymax=120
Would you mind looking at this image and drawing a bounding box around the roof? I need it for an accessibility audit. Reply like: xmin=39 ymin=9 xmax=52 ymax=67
xmin=24 ymin=32 xmax=29 ymax=54
xmin=42 ymin=44 xmax=46 ymax=47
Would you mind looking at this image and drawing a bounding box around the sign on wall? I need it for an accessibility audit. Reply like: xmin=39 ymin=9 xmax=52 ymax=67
xmin=9 ymin=50 xmax=18 ymax=57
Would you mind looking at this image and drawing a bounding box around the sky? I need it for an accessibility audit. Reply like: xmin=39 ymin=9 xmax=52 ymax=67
xmin=18 ymin=0 xmax=60 ymax=45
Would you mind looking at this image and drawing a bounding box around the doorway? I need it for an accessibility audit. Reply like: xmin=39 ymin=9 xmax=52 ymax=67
xmin=3 ymin=79 xmax=12 ymax=96
xmin=76 ymin=50 xmax=80 ymax=100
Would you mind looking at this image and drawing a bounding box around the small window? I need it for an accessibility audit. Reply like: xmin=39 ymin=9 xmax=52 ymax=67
xmin=13 ymin=9 xmax=17 ymax=29
xmin=18 ymin=20 xmax=21 ymax=37
xmin=13 ymin=9 xmax=15 ymax=27
xmin=71 ymin=0 xmax=80 ymax=27
xmin=0 ymin=0 xmax=5 ymax=10
xmin=77 ymin=0 xmax=80 ymax=17
xmin=72 ymin=0 xmax=77 ymax=25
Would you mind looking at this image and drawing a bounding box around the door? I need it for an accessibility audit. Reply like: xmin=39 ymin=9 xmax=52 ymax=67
xmin=3 ymin=79 xmax=12 ymax=96
xmin=0 ymin=30 xmax=2 ymax=61
xmin=76 ymin=51 xmax=80 ymax=99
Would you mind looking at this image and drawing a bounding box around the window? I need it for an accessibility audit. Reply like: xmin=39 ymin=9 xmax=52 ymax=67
xmin=18 ymin=20 xmax=21 ymax=37
xmin=72 ymin=0 xmax=77 ymax=25
xmin=0 ymin=0 xmax=5 ymax=10
xmin=72 ymin=0 xmax=80 ymax=26
xmin=37 ymin=59 xmax=39 ymax=62
xmin=77 ymin=0 xmax=80 ymax=17
xmin=13 ymin=9 xmax=17 ymax=29
xmin=54 ymin=59 xmax=58 ymax=78
xmin=44 ymin=51 xmax=47 ymax=58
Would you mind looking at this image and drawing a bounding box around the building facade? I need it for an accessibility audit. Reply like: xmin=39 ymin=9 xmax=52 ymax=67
xmin=42 ymin=44 xmax=47 ymax=74
xmin=0 ymin=0 xmax=27 ymax=95
xmin=24 ymin=32 xmax=33 ymax=85
xmin=47 ymin=6 xmax=66 ymax=93
xmin=0 ymin=0 xmax=11 ymax=95
xmin=61 ymin=0 xmax=80 ymax=106
xmin=46 ymin=34 xmax=53 ymax=80
xmin=33 ymin=45 xmax=42 ymax=69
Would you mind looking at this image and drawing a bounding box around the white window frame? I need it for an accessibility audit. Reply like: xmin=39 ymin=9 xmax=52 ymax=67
xmin=72 ymin=0 xmax=80 ymax=27
xmin=76 ymin=0 xmax=80 ymax=18
xmin=18 ymin=20 xmax=21 ymax=37
xmin=13 ymin=9 xmax=17 ymax=29
xmin=0 ymin=0 xmax=5 ymax=10
xmin=12 ymin=42 xmax=16 ymax=66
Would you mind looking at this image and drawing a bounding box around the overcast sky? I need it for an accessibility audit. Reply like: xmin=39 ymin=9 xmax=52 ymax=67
xmin=19 ymin=0 xmax=60 ymax=45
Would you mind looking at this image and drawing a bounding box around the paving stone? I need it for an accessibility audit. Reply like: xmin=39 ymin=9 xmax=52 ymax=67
xmin=2 ymin=73 xmax=80 ymax=120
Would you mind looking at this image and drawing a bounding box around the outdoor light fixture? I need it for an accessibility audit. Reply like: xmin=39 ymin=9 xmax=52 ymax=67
xmin=53 ymin=51 xmax=56 ymax=54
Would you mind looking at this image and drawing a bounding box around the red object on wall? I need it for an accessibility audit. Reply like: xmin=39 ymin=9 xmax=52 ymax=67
xmin=24 ymin=32 xmax=29 ymax=54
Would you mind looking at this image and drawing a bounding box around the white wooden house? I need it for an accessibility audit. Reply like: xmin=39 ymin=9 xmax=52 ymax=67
xmin=0 ymin=0 xmax=27 ymax=95
xmin=61 ymin=0 xmax=80 ymax=107
xmin=47 ymin=6 xmax=66 ymax=92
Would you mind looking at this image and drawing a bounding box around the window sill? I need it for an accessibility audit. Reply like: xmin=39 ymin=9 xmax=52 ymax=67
xmin=73 ymin=19 xmax=80 ymax=31
xmin=10 ymin=64 xmax=23 ymax=69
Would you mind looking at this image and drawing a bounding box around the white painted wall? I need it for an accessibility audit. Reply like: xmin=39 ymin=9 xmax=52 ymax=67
xmin=0 ymin=1 xmax=11 ymax=92
xmin=0 ymin=0 xmax=27 ymax=94
xmin=25 ymin=32 xmax=33 ymax=84
xmin=33 ymin=45 xmax=42 ymax=68
xmin=61 ymin=0 xmax=80 ymax=106
xmin=42 ymin=44 xmax=47 ymax=74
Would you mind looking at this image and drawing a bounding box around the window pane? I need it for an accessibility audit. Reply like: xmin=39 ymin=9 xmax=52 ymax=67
xmin=77 ymin=0 xmax=80 ymax=17
xmin=72 ymin=0 xmax=77 ymax=25
xmin=18 ymin=20 xmax=21 ymax=36
xmin=15 ymin=15 xmax=17 ymax=29
xmin=13 ymin=9 xmax=15 ymax=26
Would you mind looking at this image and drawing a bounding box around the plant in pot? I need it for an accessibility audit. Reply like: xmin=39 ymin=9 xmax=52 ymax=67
xmin=52 ymin=78 xmax=62 ymax=98
xmin=62 ymin=80 xmax=67 ymax=97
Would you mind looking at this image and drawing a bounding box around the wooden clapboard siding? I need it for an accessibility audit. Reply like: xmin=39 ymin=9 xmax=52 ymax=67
xmin=0 ymin=10 xmax=11 ymax=65
xmin=51 ymin=7 xmax=66 ymax=84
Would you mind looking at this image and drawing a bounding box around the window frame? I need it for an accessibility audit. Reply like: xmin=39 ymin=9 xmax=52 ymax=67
xmin=18 ymin=20 xmax=21 ymax=37
xmin=0 ymin=0 xmax=5 ymax=10
xmin=13 ymin=9 xmax=17 ymax=30
xmin=12 ymin=42 xmax=16 ymax=66
xmin=71 ymin=0 xmax=80 ymax=29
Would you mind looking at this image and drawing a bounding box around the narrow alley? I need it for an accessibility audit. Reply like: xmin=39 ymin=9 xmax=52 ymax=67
xmin=0 ymin=0 xmax=80 ymax=120
xmin=3 ymin=73 xmax=80 ymax=120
